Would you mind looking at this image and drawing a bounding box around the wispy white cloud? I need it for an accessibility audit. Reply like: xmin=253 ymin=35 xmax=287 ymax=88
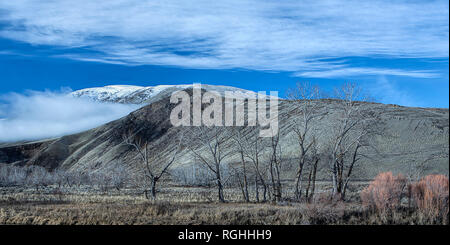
xmin=0 ymin=0 xmax=448 ymax=76
xmin=294 ymin=68 xmax=440 ymax=79
xmin=368 ymin=77 xmax=419 ymax=107
xmin=0 ymin=50 xmax=32 ymax=57
xmin=0 ymin=90 xmax=139 ymax=142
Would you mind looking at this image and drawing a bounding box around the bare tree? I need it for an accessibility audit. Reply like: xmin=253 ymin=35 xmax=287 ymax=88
xmin=75 ymin=171 xmax=91 ymax=188
xmin=247 ymin=132 xmax=269 ymax=202
xmin=63 ymin=170 xmax=78 ymax=187
xmin=122 ymin=128 xmax=183 ymax=199
xmin=228 ymin=163 xmax=249 ymax=202
xmin=171 ymin=163 xmax=216 ymax=187
xmin=268 ymin=130 xmax=283 ymax=202
xmin=286 ymin=82 xmax=325 ymax=201
xmin=0 ymin=163 xmax=26 ymax=186
xmin=304 ymin=137 xmax=321 ymax=202
xmin=110 ymin=164 xmax=129 ymax=191
xmin=90 ymin=169 xmax=112 ymax=192
xmin=52 ymin=169 xmax=66 ymax=189
xmin=232 ymin=127 xmax=251 ymax=202
xmin=327 ymin=82 xmax=378 ymax=200
xmin=232 ymin=126 xmax=270 ymax=202
xmin=187 ymin=126 xmax=234 ymax=203
xmin=26 ymin=166 xmax=50 ymax=192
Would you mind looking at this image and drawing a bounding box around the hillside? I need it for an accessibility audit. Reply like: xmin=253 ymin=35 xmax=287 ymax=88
xmin=1 ymin=87 xmax=448 ymax=180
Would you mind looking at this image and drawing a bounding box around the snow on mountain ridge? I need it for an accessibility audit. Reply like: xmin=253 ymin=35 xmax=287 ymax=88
xmin=71 ymin=84 xmax=275 ymax=104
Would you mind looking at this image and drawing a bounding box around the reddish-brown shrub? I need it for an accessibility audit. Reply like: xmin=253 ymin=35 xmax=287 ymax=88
xmin=411 ymin=174 xmax=449 ymax=219
xmin=361 ymin=172 xmax=407 ymax=212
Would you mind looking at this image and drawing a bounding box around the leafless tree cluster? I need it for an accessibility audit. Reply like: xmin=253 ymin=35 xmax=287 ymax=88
xmin=180 ymin=125 xmax=286 ymax=203
xmin=167 ymin=81 xmax=379 ymax=203
xmin=287 ymin=82 xmax=379 ymax=201
xmin=168 ymin=82 xmax=379 ymax=203
xmin=171 ymin=162 xmax=238 ymax=188
xmin=171 ymin=164 xmax=217 ymax=187
xmin=0 ymin=163 xmax=132 ymax=192
xmin=0 ymin=164 xmax=59 ymax=190
xmin=0 ymin=163 xmax=27 ymax=186
xmin=286 ymin=82 xmax=325 ymax=201
xmin=236 ymin=128 xmax=269 ymax=202
xmin=327 ymin=83 xmax=379 ymax=200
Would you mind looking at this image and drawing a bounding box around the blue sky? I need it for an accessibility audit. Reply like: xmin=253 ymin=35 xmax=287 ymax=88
xmin=0 ymin=0 xmax=449 ymax=108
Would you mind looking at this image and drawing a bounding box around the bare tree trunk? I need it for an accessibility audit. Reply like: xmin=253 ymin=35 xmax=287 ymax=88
xmin=150 ymin=178 xmax=157 ymax=199
xmin=269 ymin=135 xmax=283 ymax=202
xmin=330 ymin=154 xmax=339 ymax=197
xmin=332 ymin=168 xmax=338 ymax=197
xmin=255 ymin=171 xmax=267 ymax=202
xmin=262 ymin=179 xmax=267 ymax=202
xmin=217 ymin=178 xmax=225 ymax=202
xmin=270 ymin=163 xmax=282 ymax=202
xmin=216 ymin=166 xmax=225 ymax=202
xmin=243 ymin=169 xmax=249 ymax=202
xmin=254 ymin=174 xmax=260 ymax=202
xmin=240 ymin=151 xmax=250 ymax=202
xmin=251 ymin=163 xmax=267 ymax=202
xmin=294 ymin=165 xmax=304 ymax=201
xmin=269 ymin=162 xmax=277 ymax=202
xmin=309 ymin=158 xmax=318 ymax=202
xmin=305 ymin=168 xmax=312 ymax=200
xmin=267 ymin=185 xmax=272 ymax=201
xmin=144 ymin=177 xmax=158 ymax=200
xmin=341 ymin=144 xmax=360 ymax=200
xmin=275 ymin=167 xmax=282 ymax=202
xmin=337 ymin=159 xmax=344 ymax=195
xmin=235 ymin=170 xmax=247 ymax=201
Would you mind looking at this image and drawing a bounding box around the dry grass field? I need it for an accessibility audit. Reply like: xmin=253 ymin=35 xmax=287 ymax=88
xmin=1 ymin=181 xmax=446 ymax=225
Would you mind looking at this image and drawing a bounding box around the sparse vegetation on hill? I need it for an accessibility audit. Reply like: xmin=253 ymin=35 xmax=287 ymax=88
xmin=0 ymin=82 xmax=448 ymax=225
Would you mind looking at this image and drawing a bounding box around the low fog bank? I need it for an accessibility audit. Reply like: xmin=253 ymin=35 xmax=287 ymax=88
xmin=0 ymin=90 xmax=140 ymax=142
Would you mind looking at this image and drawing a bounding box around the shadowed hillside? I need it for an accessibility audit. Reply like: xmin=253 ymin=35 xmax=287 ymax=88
xmin=1 ymin=88 xmax=448 ymax=180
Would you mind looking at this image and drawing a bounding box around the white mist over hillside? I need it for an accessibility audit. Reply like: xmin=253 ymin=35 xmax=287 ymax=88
xmin=0 ymin=84 xmax=276 ymax=142
xmin=0 ymin=90 xmax=139 ymax=142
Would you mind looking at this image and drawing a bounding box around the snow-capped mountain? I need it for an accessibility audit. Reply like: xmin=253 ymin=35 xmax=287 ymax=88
xmin=71 ymin=84 xmax=274 ymax=104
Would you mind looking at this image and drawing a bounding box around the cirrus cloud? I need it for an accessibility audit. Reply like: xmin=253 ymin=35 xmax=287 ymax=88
xmin=0 ymin=0 xmax=448 ymax=77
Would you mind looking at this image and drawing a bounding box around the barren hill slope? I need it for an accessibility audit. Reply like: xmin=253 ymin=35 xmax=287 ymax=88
xmin=0 ymin=90 xmax=448 ymax=179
